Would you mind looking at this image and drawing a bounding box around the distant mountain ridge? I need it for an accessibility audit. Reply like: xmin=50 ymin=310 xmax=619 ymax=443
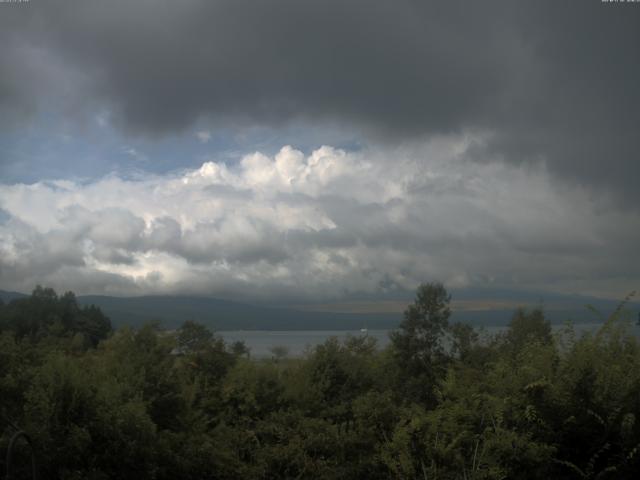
xmin=0 ymin=290 xmax=28 ymax=303
xmin=1 ymin=288 xmax=637 ymax=331
xmin=76 ymin=294 xmax=400 ymax=330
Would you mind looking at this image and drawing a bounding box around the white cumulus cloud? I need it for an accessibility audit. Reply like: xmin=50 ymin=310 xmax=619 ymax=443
xmin=0 ymin=139 xmax=639 ymax=300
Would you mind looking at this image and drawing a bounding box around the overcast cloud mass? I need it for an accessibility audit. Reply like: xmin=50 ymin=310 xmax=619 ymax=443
xmin=0 ymin=0 xmax=639 ymax=300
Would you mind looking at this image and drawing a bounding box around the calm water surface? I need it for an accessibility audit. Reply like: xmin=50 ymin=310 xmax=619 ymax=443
xmin=220 ymin=323 xmax=640 ymax=358
xmin=220 ymin=330 xmax=391 ymax=357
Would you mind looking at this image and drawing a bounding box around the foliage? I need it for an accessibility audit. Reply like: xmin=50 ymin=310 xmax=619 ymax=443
xmin=1 ymin=286 xmax=640 ymax=479
xmin=390 ymin=282 xmax=452 ymax=406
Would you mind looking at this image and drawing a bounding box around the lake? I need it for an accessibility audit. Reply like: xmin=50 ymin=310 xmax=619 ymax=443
xmin=220 ymin=322 xmax=640 ymax=358
xmin=220 ymin=329 xmax=391 ymax=357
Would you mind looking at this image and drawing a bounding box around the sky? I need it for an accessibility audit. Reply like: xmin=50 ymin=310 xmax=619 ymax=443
xmin=0 ymin=0 xmax=639 ymax=302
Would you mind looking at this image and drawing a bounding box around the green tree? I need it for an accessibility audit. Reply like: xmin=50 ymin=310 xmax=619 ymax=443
xmin=0 ymin=287 xmax=111 ymax=346
xmin=504 ymin=307 xmax=552 ymax=353
xmin=450 ymin=321 xmax=479 ymax=362
xmin=390 ymin=282 xmax=452 ymax=406
xmin=268 ymin=345 xmax=290 ymax=362
xmin=177 ymin=320 xmax=214 ymax=353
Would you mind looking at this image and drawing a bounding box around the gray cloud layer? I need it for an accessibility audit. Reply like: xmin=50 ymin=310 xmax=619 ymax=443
xmin=1 ymin=1 xmax=639 ymax=200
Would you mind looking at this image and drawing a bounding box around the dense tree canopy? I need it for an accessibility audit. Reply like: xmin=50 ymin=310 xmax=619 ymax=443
xmin=0 ymin=286 xmax=111 ymax=347
xmin=1 ymin=286 xmax=639 ymax=479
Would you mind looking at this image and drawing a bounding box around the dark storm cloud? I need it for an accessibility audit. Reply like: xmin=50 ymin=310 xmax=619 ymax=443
xmin=1 ymin=1 xmax=639 ymax=196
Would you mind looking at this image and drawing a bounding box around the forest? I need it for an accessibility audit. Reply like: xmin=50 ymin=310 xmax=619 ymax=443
xmin=1 ymin=284 xmax=639 ymax=479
